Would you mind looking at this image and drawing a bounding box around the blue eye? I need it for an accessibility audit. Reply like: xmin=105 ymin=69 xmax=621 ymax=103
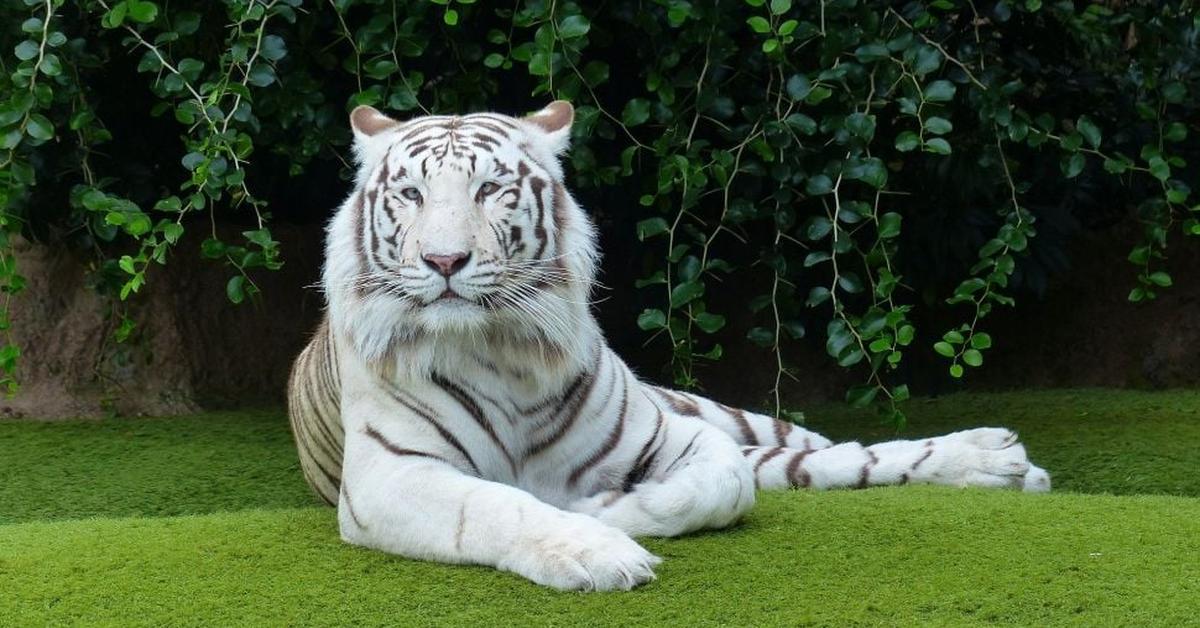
xmin=400 ymin=187 xmax=422 ymax=201
xmin=479 ymin=181 xmax=501 ymax=196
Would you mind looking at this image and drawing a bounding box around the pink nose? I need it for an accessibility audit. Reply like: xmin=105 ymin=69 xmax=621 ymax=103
xmin=422 ymin=252 xmax=471 ymax=277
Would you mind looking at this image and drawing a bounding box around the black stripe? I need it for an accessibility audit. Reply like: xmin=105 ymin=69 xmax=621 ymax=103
xmin=298 ymin=369 xmax=344 ymax=466
xmin=292 ymin=406 xmax=341 ymax=505
xmin=525 ymin=353 xmax=602 ymax=456
xmin=520 ymin=370 xmax=583 ymax=417
xmin=340 ymin=481 xmax=367 ymax=529
xmin=529 ymin=177 xmax=549 ymax=259
xmin=397 ymin=120 xmax=450 ymax=144
xmin=754 ymin=446 xmax=786 ymax=473
xmin=663 ymin=431 xmax=702 ymax=475
xmin=622 ymin=407 xmax=664 ymax=492
xmin=363 ymin=423 xmax=450 ymax=464
xmin=384 ymin=384 xmax=480 ymax=475
xmin=433 ymin=373 xmax=518 ymax=476
xmin=457 ymin=378 xmax=520 ymax=426
xmin=568 ymin=374 xmax=629 ymax=487
xmin=468 ymin=113 xmax=520 ymax=130
xmin=786 ymin=450 xmax=812 ymax=487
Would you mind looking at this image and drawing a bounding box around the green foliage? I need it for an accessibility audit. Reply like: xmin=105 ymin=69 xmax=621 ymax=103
xmin=1 ymin=1 xmax=1197 ymax=422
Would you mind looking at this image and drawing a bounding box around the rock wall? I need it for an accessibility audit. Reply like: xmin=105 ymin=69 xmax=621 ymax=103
xmin=2 ymin=225 xmax=324 ymax=418
xmin=3 ymin=220 xmax=1197 ymax=419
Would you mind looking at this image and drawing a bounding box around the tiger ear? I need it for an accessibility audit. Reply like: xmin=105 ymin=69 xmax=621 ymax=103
xmin=350 ymin=105 xmax=400 ymax=140
xmin=523 ymin=100 xmax=574 ymax=155
xmin=349 ymin=105 xmax=400 ymax=166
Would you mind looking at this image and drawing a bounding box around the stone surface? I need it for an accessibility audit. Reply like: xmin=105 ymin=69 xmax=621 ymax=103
xmin=2 ymin=224 xmax=323 ymax=418
xmin=3 ymin=221 xmax=1197 ymax=419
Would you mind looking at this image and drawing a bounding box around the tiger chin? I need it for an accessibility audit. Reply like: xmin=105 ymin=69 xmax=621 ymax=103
xmin=287 ymin=100 xmax=1051 ymax=592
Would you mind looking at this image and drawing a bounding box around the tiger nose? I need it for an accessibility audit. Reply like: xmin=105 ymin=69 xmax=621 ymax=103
xmin=422 ymin=251 xmax=471 ymax=277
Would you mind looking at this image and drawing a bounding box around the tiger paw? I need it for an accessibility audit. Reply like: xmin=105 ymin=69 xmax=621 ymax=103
xmin=913 ymin=427 xmax=1049 ymax=492
xmin=499 ymin=511 xmax=660 ymax=591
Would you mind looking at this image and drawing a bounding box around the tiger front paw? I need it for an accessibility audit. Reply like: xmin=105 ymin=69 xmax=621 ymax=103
xmin=499 ymin=511 xmax=660 ymax=591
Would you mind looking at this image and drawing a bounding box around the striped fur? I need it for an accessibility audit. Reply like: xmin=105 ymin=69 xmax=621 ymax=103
xmin=287 ymin=101 xmax=1051 ymax=591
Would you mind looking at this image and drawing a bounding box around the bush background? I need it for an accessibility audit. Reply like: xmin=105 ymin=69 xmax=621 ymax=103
xmin=1 ymin=0 xmax=1197 ymax=418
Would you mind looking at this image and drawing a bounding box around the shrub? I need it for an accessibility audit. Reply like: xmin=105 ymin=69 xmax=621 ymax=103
xmin=1 ymin=0 xmax=1197 ymax=422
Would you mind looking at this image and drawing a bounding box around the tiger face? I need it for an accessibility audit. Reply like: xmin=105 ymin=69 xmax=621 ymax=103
xmin=325 ymin=102 xmax=599 ymax=369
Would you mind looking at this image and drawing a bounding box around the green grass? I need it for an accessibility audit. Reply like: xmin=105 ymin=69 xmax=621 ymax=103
xmin=3 ymin=491 xmax=1198 ymax=626
xmin=0 ymin=409 xmax=314 ymax=525
xmin=2 ymin=389 xmax=1200 ymax=625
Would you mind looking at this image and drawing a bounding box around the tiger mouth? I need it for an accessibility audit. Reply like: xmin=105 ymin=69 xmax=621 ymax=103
xmin=436 ymin=289 xmax=465 ymax=302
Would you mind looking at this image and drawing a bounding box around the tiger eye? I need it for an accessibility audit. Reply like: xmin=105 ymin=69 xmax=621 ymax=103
xmin=479 ymin=181 xmax=501 ymax=196
xmin=400 ymin=187 xmax=422 ymax=201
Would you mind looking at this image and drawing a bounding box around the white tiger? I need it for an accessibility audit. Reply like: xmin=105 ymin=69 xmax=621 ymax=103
xmin=287 ymin=101 xmax=1051 ymax=591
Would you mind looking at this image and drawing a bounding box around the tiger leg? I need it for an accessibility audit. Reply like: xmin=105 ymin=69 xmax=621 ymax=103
xmin=339 ymin=392 xmax=659 ymax=592
xmin=570 ymin=417 xmax=756 ymax=537
xmin=743 ymin=427 xmax=1051 ymax=492
xmin=648 ymin=386 xmax=833 ymax=450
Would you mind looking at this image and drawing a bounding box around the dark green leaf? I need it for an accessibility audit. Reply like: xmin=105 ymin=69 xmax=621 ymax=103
xmin=637 ymin=217 xmax=669 ymax=240
xmin=894 ymin=131 xmax=920 ymax=152
xmin=126 ymin=0 xmax=159 ymax=24
xmin=694 ymin=312 xmax=726 ymax=333
xmin=1076 ymin=116 xmax=1101 ymax=148
xmin=785 ymin=113 xmax=816 ymax=135
xmin=805 ymin=174 xmax=833 ymax=195
xmin=806 ymin=216 xmax=832 ymax=240
xmin=845 ymin=113 xmax=875 ymax=140
xmin=25 ymin=114 xmax=53 ymax=141
xmin=1148 ymin=271 xmax=1173 ymax=287
xmin=746 ymin=16 xmax=771 ymax=34
xmin=1164 ymin=123 xmax=1187 ymax=143
xmin=962 ymin=349 xmax=983 ymax=367
xmin=846 ymin=385 xmax=877 ymax=408
xmin=622 ymin=99 xmax=651 ymax=126
xmin=806 ymin=286 xmax=830 ymax=307
xmin=924 ymin=138 xmax=951 ymax=154
xmin=14 ymin=40 xmax=38 ymax=61
xmin=923 ymin=80 xmax=956 ymax=102
xmin=855 ymin=44 xmax=889 ymax=63
xmin=558 ymin=14 xmax=590 ymax=38
xmin=226 ymin=275 xmax=246 ymax=304
xmin=924 ymin=116 xmax=952 ymax=135
xmin=804 ymin=251 xmax=831 ymax=267
xmin=637 ymin=309 xmax=666 ymax=330
xmin=161 ymin=223 xmax=184 ymax=244
xmin=670 ymin=280 xmax=704 ymax=307
xmin=785 ymin=74 xmax=811 ymax=101
xmin=838 ymin=272 xmax=863 ymax=294
xmin=261 ymin=35 xmax=287 ymax=61
xmin=878 ymin=212 xmax=902 ymax=238
xmin=747 ymin=326 xmax=775 ymax=347
xmin=768 ymin=0 xmax=792 ymax=14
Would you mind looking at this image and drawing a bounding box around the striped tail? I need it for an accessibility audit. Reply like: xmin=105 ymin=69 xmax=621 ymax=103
xmin=286 ymin=318 xmax=345 ymax=506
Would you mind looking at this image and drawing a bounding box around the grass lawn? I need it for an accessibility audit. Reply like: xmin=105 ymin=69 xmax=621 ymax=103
xmin=2 ymin=389 xmax=1199 ymax=625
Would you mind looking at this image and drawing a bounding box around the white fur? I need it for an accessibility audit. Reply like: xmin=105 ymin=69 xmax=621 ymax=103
xmin=312 ymin=104 xmax=1052 ymax=592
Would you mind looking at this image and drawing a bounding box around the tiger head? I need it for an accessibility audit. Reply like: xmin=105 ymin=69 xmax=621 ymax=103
xmin=324 ymin=101 xmax=601 ymax=375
